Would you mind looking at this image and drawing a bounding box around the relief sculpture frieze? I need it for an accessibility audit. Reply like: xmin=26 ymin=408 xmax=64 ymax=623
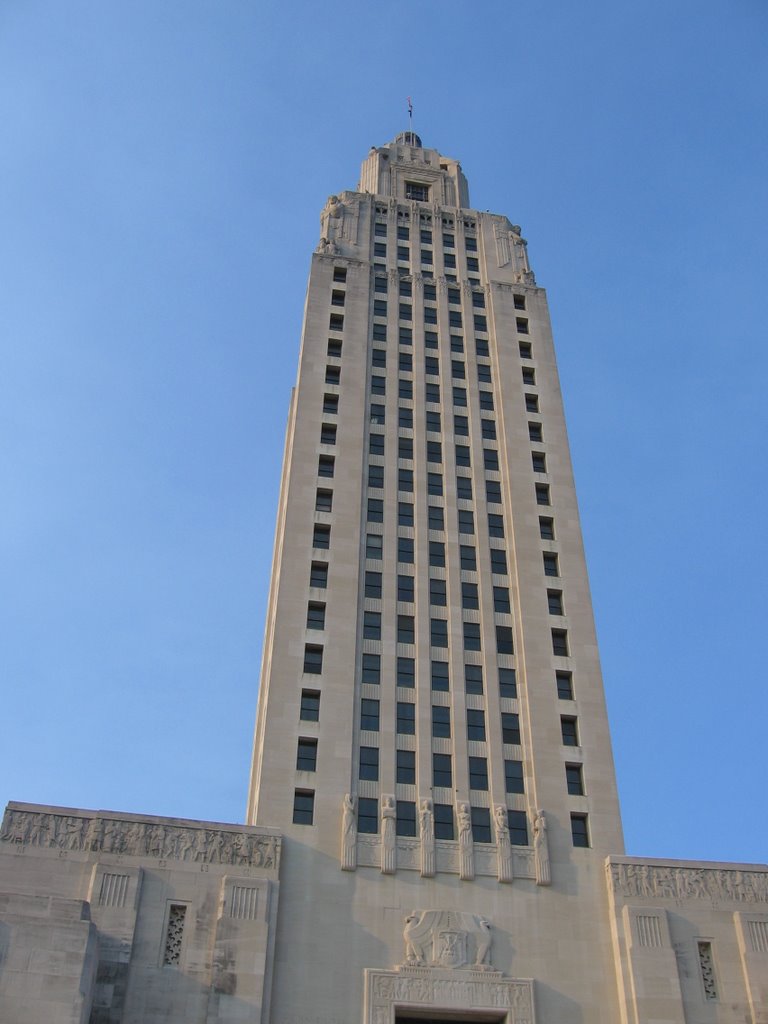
xmin=607 ymin=860 xmax=768 ymax=902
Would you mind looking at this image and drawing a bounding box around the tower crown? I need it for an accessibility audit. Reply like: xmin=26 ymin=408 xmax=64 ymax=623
xmin=358 ymin=136 xmax=470 ymax=208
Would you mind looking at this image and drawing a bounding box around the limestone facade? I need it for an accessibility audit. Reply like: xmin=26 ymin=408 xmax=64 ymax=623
xmin=1 ymin=135 xmax=765 ymax=1023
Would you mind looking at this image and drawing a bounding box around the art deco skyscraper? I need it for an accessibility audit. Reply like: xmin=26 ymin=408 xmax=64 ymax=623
xmin=246 ymin=133 xmax=625 ymax=1021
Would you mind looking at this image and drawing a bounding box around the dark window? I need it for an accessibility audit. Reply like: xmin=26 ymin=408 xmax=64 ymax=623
xmin=566 ymin=764 xmax=584 ymax=795
xmin=448 ymin=287 xmax=461 ymax=305
xmin=359 ymin=746 xmax=379 ymax=781
xmin=370 ymin=403 xmax=385 ymax=425
xmin=496 ymin=625 xmax=514 ymax=655
xmin=312 ymin=525 xmax=330 ymax=549
xmin=333 ymin=266 xmax=347 ymax=282
xmin=471 ymin=806 xmax=491 ymax=843
xmin=433 ymin=753 xmax=452 ymax=788
xmin=398 ymin=468 xmax=414 ymax=492
xmin=474 ymin=316 xmax=488 ymax=335
xmin=483 ymin=448 xmax=499 ymax=471
xmin=442 ymin=232 xmax=455 ymax=247
xmin=444 ymin=252 xmax=456 ymax=268
xmin=399 ymin=437 xmax=413 ymax=460
xmin=430 ymin=617 xmax=448 ymax=648
xmin=362 ymin=653 xmax=381 ymax=684
xmin=306 ymin=602 xmax=326 ymax=630
xmin=365 ymin=533 xmax=383 ymax=560
xmin=398 ymin=536 xmax=414 ymax=564
xmin=556 ymin=671 xmax=574 ymax=700
xmin=472 ymin=291 xmax=485 ymax=309
xmin=519 ymin=339 xmax=532 ymax=358
xmin=548 ymin=590 xmax=564 ymax=615
xmin=296 ymin=738 xmax=317 ymax=772
xmin=488 ymin=514 xmax=505 ymax=538
xmin=516 ymin=317 xmax=529 ymax=334
xmin=424 ymin=306 xmax=437 ymax=324
xmin=398 ymin=227 xmax=410 ymax=242
xmin=502 ymin=712 xmax=521 ymax=745
xmin=372 ymin=322 xmax=387 ymax=342
xmin=397 ymin=246 xmax=409 ymax=262
xmin=369 ymin=434 xmax=385 ymax=457
xmin=466 ymin=709 xmax=486 ymax=742
xmin=323 ymin=394 xmax=338 ymax=417
xmin=481 ymin=419 xmax=497 ymax=441
xmin=303 ymin=645 xmax=323 ymax=674
xmin=529 ymin=422 xmax=543 ymax=442
xmin=513 ymin=293 xmax=526 ymax=310
xmin=464 ymin=621 xmax=481 ymax=651
xmin=363 ymin=610 xmax=381 ymax=640
xmin=396 ymin=801 xmax=417 ymax=837
xmin=432 ymin=705 xmax=451 ymax=738
xmin=358 ymin=797 xmax=378 ymax=834
xmin=371 ymin=375 xmax=386 ymax=396
xmin=399 ymin=375 xmax=413 ymax=396
xmin=397 ymin=657 xmax=415 ymax=688
xmin=360 ymin=698 xmax=380 ymax=731
xmin=505 ymin=759 xmax=524 ymax=794
xmin=508 ymin=809 xmax=528 ymax=845
xmin=374 ymin=243 xmax=386 ymax=258
xmin=539 ymin=516 xmax=554 ymax=539
xmin=535 ymin=484 xmax=551 ymax=506
xmin=490 ymin=548 xmax=508 ymax=575
xmin=367 ymin=498 xmax=383 ymax=523
xmin=479 ymin=390 xmax=494 ymax=411
xmin=450 ymin=335 xmax=463 ymax=355
xmin=424 ymin=331 xmax=438 ymax=348
xmin=456 ymin=474 xmax=473 ymax=499
xmin=571 ymin=813 xmax=590 ymax=848
xmin=493 ymin=586 xmax=511 ymax=613
xmin=424 ymin=283 xmax=438 ymax=303
xmin=522 ymin=367 xmax=536 ymax=386
xmin=397 ymin=615 xmax=415 ymax=644
xmin=454 ymin=414 xmax=469 ymax=436
xmin=451 ymin=359 xmax=465 ymax=379
xmin=318 ymin=454 xmax=335 ymax=477
xmin=476 ymin=339 xmax=490 ymax=357
xmin=426 ymin=409 xmax=441 ymax=432
xmin=399 ymin=407 xmax=413 ymax=428
xmin=453 ymin=386 xmax=467 ymax=407
xmin=399 ymin=304 xmax=412 ymax=322
xmin=292 ymin=790 xmax=314 ymax=825
xmin=499 ymin=667 xmax=517 ymax=699
xmin=420 ymin=229 xmax=433 ymax=244
xmin=460 ymin=545 xmax=477 ymax=571
xmin=329 ymin=313 xmax=344 ymax=331
xmin=373 ymin=300 xmax=387 ymax=319
xmin=320 ymin=423 xmax=337 ymax=445
xmin=465 ymin=236 xmax=478 ymax=252
xmin=300 ymin=689 xmax=320 ymax=722
xmin=434 ymin=803 xmax=454 ymax=839
xmin=561 ymin=716 xmax=579 ymax=746
xmin=461 ymin=581 xmax=479 ymax=610
xmin=325 ymin=365 xmax=340 ymax=385
xmin=421 ymin=250 xmax=433 ymax=266
xmin=398 ymin=502 xmax=414 ymax=527
xmin=374 ymin=275 xmax=387 ymax=293
xmin=316 ymin=489 xmax=333 ymax=512
xmin=465 ymin=663 xmax=483 ymax=694
xmin=428 ymin=505 xmax=445 ymax=531
xmin=425 ymin=356 xmax=439 ymax=376
xmin=396 ymin=748 xmax=416 ymax=784
xmin=398 ymin=574 xmax=415 ymax=603
xmin=427 ymin=440 xmax=442 ymax=464
xmin=455 ymin=445 xmax=471 ymax=468
xmin=532 ymin=452 xmax=547 ymax=473
xmin=431 ymin=660 xmax=449 ymax=691
xmin=458 ymin=510 xmax=475 ymax=534
xmin=397 ymin=702 xmax=415 ymax=734
xmin=425 ymin=382 xmax=440 ymax=405
xmin=543 ymin=552 xmax=559 ymax=577
xmin=374 ymin=222 xmax=387 ymax=237
xmin=477 ymin=364 xmax=492 ymax=384
xmin=427 ymin=473 xmax=443 ymax=496
xmin=552 ymin=629 xmax=569 ymax=656
xmin=429 ymin=576 xmax=447 ymax=604
xmin=525 ymin=393 xmax=539 ymax=413
xmin=399 ymin=326 xmax=412 ymax=345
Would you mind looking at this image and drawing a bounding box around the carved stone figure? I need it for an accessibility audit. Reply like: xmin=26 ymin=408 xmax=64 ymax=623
xmin=341 ymin=794 xmax=357 ymax=871
xmin=533 ymin=810 xmax=551 ymax=886
xmin=381 ymin=795 xmax=396 ymax=874
xmin=494 ymin=805 xmax=513 ymax=884
xmin=457 ymin=802 xmax=474 ymax=881
xmin=419 ymin=799 xmax=435 ymax=878
xmin=403 ymin=911 xmax=428 ymax=964
xmin=475 ymin=918 xmax=492 ymax=966
xmin=318 ymin=193 xmax=346 ymax=253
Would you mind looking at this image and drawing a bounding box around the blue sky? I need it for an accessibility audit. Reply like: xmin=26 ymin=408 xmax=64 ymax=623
xmin=1 ymin=1 xmax=766 ymax=864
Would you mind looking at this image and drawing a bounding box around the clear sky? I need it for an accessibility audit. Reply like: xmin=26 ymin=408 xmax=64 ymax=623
xmin=1 ymin=1 xmax=766 ymax=865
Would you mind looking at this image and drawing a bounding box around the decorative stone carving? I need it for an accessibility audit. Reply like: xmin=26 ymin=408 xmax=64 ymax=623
xmin=607 ymin=860 xmax=768 ymax=902
xmin=419 ymin=799 xmax=435 ymax=878
xmin=340 ymin=794 xmax=357 ymax=872
xmin=457 ymin=802 xmax=474 ymax=881
xmin=0 ymin=806 xmax=279 ymax=870
xmin=318 ymin=194 xmax=345 ymax=252
xmin=494 ymin=805 xmax=513 ymax=884
xmin=533 ymin=810 xmax=551 ymax=886
xmin=402 ymin=911 xmax=493 ymax=969
xmin=380 ymin=795 xmax=396 ymax=875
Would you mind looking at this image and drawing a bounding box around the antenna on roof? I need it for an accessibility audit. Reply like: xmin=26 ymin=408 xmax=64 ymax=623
xmin=407 ymin=96 xmax=413 ymax=132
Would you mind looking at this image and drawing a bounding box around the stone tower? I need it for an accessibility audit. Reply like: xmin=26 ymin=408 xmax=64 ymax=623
xmin=246 ymin=132 xmax=625 ymax=1021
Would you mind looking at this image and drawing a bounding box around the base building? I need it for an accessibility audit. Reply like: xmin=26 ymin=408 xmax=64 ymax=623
xmin=1 ymin=135 xmax=766 ymax=1024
